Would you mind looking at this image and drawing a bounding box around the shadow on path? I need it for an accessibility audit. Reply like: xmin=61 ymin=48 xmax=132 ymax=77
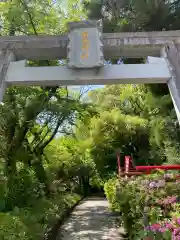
xmin=57 ymin=197 xmax=124 ymax=240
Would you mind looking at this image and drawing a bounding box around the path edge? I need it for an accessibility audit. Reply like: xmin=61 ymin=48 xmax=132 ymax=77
xmin=44 ymin=195 xmax=84 ymax=240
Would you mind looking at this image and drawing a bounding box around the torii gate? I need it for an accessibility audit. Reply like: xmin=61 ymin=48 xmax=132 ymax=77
xmin=0 ymin=20 xmax=180 ymax=122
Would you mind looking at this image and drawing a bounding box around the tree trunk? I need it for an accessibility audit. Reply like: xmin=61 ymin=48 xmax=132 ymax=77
xmin=32 ymin=156 xmax=50 ymax=196
xmin=5 ymin=153 xmax=17 ymax=183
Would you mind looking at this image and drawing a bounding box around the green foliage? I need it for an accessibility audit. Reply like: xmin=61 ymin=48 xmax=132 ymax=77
xmin=105 ymin=173 xmax=180 ymax=239
xmin=6 ymin=168 xmax=45 ymax=210
xmin=1 ymin=0 xmax=180 ymax=239
xmin=13 ymin=193 xmax=81 ymax=240
xmin=104 ymin=177 xmax=119 ymax=211
xmin=0 ymin=1 xmax=90 ymax=240
xmin=0 ymin=193 xmax=81 ymax=240
xmin=0 ymin=213 xmax=29 ymax=240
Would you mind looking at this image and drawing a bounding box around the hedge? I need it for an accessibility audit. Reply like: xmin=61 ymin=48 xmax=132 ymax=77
xmin=0 ymin=193 xmax=81 ymax=240
xmin=104 ymin=172 xmax=180 ymax=240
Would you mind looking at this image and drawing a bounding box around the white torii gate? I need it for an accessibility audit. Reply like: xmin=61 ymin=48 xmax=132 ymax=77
xmin=0 ymin=20 xmax=180 ymax=122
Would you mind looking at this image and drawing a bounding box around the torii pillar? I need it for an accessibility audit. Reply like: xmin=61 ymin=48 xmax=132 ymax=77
xmin=162 ymin=45 xmax=180 ymax=124
xmin=0 ymin=50 xmax=15 ymax=102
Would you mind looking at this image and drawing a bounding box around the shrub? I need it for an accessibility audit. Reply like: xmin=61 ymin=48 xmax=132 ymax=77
xmin=104 ymin=172 xmax=180 ymax=239
xmin=6 ymin=169 xmax=45 ymax=210
xmin=0 ymin=212 xmax=29 ymax=240
xmin=0 ymin=193 xmax=81 ymax=240
xmin=104 ymin=177 xmax=120 ymax=211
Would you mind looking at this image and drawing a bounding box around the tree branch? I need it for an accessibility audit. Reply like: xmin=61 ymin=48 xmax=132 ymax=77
xmin=38 ymin=116 xmax=67 ymax=151
xmin=31 ymin=114 xmax=53 ymax=146
xmin=22 ymin=0 xmax=38 ymax=35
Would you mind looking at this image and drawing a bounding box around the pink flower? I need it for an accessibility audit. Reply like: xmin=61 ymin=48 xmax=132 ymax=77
xmin=165 ymin=223 xmax=174 ymax=230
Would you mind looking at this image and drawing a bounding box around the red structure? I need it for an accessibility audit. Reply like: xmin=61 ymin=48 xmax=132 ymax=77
xmin=136 ymin=165 xmax=180 ymax=174
xmin=117 ymin=154 xmax=180 ymax=177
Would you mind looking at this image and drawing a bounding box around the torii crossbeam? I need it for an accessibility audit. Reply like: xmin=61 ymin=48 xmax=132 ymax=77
xmin=0 ymin=30 xmax=180 ymax=60
xmin=0 ymin=20 xmax=180 ymax=123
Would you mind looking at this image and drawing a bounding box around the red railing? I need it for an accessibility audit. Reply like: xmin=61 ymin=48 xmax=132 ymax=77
xmin=136 ymin=165 xmax=180 ymax=171
xmin=117 ymin=154 xmax=180 ymax=177
xmin=135 ymin=165 xmax=180 ymax=174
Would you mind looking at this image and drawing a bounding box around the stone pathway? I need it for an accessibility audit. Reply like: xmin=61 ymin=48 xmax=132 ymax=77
xmin=57 ymin=197 xmax=124 ymax=240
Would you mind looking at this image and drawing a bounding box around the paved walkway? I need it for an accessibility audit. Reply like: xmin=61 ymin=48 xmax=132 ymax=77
xmin=57 ymin=197 xmax=124 ymax=240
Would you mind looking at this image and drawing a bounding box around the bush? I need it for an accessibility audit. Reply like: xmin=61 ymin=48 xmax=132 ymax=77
xmin=0 ymin=193 xmax=81 ymax=240
xmin=104 ymin=172 xmax=180 ymax=240
xmin=104 ymin=177 xmax=120 ymax=211
xmin=0 ymin=212 xmax=29 ymax=240
xmin=6 ymin=169 xmax=45 ymax=210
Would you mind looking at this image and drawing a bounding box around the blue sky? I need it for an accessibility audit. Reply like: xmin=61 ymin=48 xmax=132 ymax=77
xmin=70 ymin=85 xmax=104 ymax=91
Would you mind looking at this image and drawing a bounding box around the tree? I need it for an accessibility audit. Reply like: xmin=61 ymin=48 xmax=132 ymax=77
xmin=0 ymin=0 xmax=89 ymax=196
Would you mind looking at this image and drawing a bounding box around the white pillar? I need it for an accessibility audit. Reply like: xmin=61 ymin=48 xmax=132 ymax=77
xmin=162 ymin=44 xmax=180 ymax=124
xmin=0 ymin=50 xmax=15 ymax=102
